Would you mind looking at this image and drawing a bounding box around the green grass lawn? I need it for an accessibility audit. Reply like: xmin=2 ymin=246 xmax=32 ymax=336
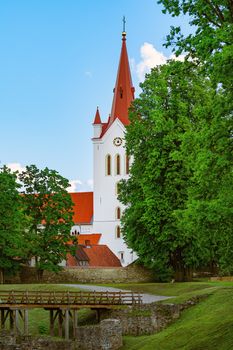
xmin=1 ymin=281 xmax=233 ymax=349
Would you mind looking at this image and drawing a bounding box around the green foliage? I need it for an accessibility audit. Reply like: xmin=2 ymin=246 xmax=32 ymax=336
xmin=19 ymin=165 xmax=75 ymax=279
xmin=158 ymin=0 xmax=233 ymax=85
xmin=158 ymin=0 xmax=233 ymax=274
xmin=120 ymin=0 xmax=233 ymax=279
xmin=119 ymin=61 xmax=216 ymax=280
xmin=0 ymin=167 xmax=27 ymax=283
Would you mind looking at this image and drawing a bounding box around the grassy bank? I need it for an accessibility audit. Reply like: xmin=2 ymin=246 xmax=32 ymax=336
xmin=110 ymin=281 xmax=233 ymax=350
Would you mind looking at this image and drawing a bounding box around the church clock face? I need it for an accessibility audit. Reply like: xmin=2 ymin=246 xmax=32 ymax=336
xmin=113 ymin=137 xmax=123 ymax=146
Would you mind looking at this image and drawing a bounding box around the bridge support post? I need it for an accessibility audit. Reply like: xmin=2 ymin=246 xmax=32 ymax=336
xmin=0 ymin=310 xmax=5 ymax=330
xmin=9 ymin=310 xmax=14 ymax=331
xmin=65 ymin=309 xmax=69 ymax=340
xmin=14 ymin=309 xmax=19 ymax=335
xmin=50 ymin=310 xmax=55 ymax=336
xmin=58 ymin=310 xmax=63 ymax=337
xmin=73 ymin=309 xmax=78 ymax=338
xmin=24 ymin=309 xmax=29 ymax=336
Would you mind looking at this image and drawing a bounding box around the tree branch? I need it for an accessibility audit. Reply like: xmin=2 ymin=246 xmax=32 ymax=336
xmin=204 ymin=0 xmax=225 ymax=24
xmin=202 ymin=10 xmax=221 ymax=27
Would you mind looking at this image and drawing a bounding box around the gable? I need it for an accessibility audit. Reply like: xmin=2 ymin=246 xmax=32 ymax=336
xmin=70 ymin=192 xmax=93 ymax=224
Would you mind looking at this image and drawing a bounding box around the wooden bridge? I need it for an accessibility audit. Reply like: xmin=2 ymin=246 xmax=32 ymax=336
xmin=0 ymin=290 xmax=142 ymax=339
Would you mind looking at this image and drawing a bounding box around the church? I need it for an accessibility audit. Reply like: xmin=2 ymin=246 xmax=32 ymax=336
xmin=68 ymin=28 xmax=137 ymax=267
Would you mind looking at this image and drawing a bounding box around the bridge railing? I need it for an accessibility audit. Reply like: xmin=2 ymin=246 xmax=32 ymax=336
xmin=0 ymin=290 xmax=142 ymax=306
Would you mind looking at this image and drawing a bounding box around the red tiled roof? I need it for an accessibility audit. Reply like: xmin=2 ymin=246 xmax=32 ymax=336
xmin=66 ymin=245 xmax=121 ymax=267
xmin=78 ymin=234 xmax=101 ymax=245
xmin=83 ymin=245 xmax=121 ymax=267
xmin=94 ymin=33 xmax=135 ymax=140
xmin=70 ymin=192 xmax=93 ymax=224
xmin=75 ymin=246 xmax=89 ymax=261
xmin=93 ymin=107 xmax=101 ymax=124
xmin=66 ymin=253 xmax=78 ymax=267
xmin=109 ymin=33 xmax=135 ymax=127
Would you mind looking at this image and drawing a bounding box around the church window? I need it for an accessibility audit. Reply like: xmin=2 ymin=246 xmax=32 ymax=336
xmin=125 ymin=155 xmax=130 ymax=174
xmin=116 ymin=225 xmax=121 ymax=238
xmin=115 ymin=154 xmax=121 ymax=175
xmin=106 ymin=154 xmax=111 ymax=175
xmin=116 ymin=207 xmax=121 ymax=220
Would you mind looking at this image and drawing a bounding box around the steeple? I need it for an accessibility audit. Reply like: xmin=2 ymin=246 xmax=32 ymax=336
xmin=109 ymin=24 xmax=135 ymax=126
xmin=93 ymin=107 xmax=101 ymax=124
xmin=93 ymin=107 xmax=102 ymax=138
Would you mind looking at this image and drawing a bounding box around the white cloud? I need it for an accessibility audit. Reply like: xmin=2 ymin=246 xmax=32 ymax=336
xmin=169 ymin=53 xmax=185 ymax=62
xmin=68 ymin=178 xmax=93 ymax=192
xmin=68 ymin=179 xmax=83 ymax=192
xmin=6 ymin=162 xmax=26 ymax=174
xmin=136 ymin=42 xmax=185 ymax=81
xmin=85 ymin=71 xmax=92 ymax=78
xmin=86 ymin=179 xmax=93 ymax=189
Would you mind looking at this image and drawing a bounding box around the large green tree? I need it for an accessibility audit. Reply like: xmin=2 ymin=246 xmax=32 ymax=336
xmin=0 ymin=167 xmax=26 ymax=283
xmin=158 ymin=0 xmax=233 ymax=274
xmin=159 ymin=0 xmax=233 ymax=86
xmin=120 ymin=61 xmax=215 ymax=281
xmin=19 ymin=165 xmax=75 ymax=280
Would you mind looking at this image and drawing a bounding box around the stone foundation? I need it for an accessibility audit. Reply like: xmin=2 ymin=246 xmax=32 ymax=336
xmin=0 ymin=332 xmax=73 ymax=350
xmin=99 ymin=303 xmax=181 ymax=336
xmin=99 ymin=296 xmax=207 ymax=336
xmin=76 ymin=319 xmax=122 ymax=350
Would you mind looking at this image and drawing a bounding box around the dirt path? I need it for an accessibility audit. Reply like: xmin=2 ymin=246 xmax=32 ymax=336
xmin=63 ymin=284 xmax=172 ymax=304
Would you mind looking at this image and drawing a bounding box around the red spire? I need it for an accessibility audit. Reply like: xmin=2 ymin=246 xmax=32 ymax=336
xmin=109 ymin=31 xmax=135 ymax=126
xmin=93 ymin=107 xmax=101 ymax=124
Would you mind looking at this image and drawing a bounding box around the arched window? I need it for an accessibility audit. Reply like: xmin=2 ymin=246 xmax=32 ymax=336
xmin=116 ymin=225 xmax=121 ymax=238
xmin=115 ymin=154 xmax=121 ymax=175
xmin=125 ymin=155 xmax=130 ymax=175
xmin=106 ymin=154 xmax=111 ymax=175
xmin=116 ymin=207 xmax=121 ymax=220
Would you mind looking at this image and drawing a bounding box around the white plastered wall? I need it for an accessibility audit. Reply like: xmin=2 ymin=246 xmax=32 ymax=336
xmin=93 ymin=119 xmax=136 ymax=266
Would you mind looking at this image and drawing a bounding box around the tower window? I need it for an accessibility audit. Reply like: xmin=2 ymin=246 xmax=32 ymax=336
xmin=116 ymin=154 xmax=121 ymax=175
xmin=116 ymin=225 xmax=121 ymax=238
xmin=116 ymin=207 xmax=121 ymax=220
xmin=125 ymin=155 xmax=130 ymax=175
xmin=120 ymin=87 xmax=123 ymax=98
xmin=106 ymin=154 xmax=111 ymax=175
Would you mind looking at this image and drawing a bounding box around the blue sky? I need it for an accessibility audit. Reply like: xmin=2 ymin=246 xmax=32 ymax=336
xmin=0 ymin=0 xmax=190 ymax=191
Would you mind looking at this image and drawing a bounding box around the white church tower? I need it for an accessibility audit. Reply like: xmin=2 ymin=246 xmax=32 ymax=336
xmin=92 ymin=29 xmax=136 ymax=266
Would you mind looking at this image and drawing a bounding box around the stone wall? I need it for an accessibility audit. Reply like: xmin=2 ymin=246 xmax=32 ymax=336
xmin=210 ymin=276 xmax=233 ymax=282
xmin=0 ymin=332 xmax=73 ymax=350
xmin=99 ymin=303 xmax=181 ymax=336
xmin=0 ymin=321 xmax=122 ymax=350
xmin=76 ymin=319 xmax=122 ymax=350
xmin=6 ymin=264 xmax=155 ymax=284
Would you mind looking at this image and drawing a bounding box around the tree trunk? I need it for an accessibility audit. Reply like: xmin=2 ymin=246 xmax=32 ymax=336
xmin=174 ymin=267 xmax=193 ymax=282
xmin=36 ymin=269 xmax=44 ymax=282
xmin=0 ymin=269 xmax=4 ymax=284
